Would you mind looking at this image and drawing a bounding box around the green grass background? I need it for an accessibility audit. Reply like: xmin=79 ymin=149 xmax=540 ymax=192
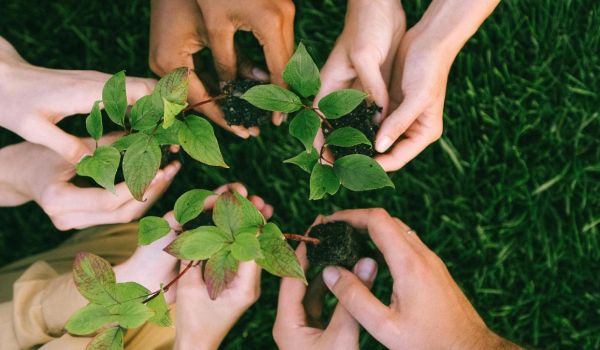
xmin=1 ymin=0 xmax=599 ymax=348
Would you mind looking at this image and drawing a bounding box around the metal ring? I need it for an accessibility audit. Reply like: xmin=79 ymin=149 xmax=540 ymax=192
xmin=406 ymin=229 xmax=416 ymax=235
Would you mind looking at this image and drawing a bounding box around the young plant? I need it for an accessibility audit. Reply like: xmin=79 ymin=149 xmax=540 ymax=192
xmin=66 ymin=189 xmax=306 ymax=349
xmin=77 ymin=68 xmax=227 ymax=201
xmin=240 ymin=43 xmax=395 ymax=200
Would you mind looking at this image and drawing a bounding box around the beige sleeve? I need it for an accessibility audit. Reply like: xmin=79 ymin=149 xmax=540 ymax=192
xmin=0 ymin=261 xmax=89 ymax=349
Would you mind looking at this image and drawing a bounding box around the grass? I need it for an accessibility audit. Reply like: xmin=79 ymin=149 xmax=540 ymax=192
xmin=0 ymin=0 xmax=599 ymax=348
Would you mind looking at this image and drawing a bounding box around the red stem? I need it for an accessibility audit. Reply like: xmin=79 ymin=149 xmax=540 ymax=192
xmin=284 ymin=233 xmax=321 ymax=245
xmin=143 ymin=260 xmax=195 ymax=303
xmin=311 ymin=107 xmax=334 ymax=131
xmin=184 ymin=95 xmax=226 ymax=112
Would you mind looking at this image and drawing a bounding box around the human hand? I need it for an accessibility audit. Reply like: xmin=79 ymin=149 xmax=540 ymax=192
xmin=319 ymin=208 xmax=521 ymax=349
xmin=0 ymin=37 xmax=155 ymax=164
xmin=0 ymin=134 xmax=181 ymax=230
xmin=273 ymin=215 xmax=378 ymax=350
xmin=314 ymin=0 xmax=405 ymax=157
xmin=149 ymin=0 xmax=294 ymax=138
xmin=173 ymin=183 xmax=273 ymax=350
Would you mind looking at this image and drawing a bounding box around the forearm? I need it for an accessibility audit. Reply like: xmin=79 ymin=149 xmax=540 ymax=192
xmin=412 ymin=0 xmax=500 ymax=58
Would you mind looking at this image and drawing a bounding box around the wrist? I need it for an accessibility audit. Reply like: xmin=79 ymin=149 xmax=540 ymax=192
xmin=460 ymin=327 xmax=522 ymax=350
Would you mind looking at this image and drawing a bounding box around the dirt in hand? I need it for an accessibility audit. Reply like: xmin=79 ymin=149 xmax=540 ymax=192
xmin=306 ymin=222 xmax=367 ymax=269
xmin=327 ymin=101 xmax=381 ymax=158
xmin=220 ymin=79 xmax=271 ymax=128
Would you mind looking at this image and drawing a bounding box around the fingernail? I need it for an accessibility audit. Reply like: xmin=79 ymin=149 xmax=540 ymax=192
xmin=355 ymin=258 xmax=377 ymax=282
xmin=249 ymin=128 xmax=260 ymax=137
xmin=376 ymin=136 xmax=393 ymax=153
xmin=322 ymin=266 xmax=341 ymax=287
xmin=252 ymin=67 xmax=269 ymax=81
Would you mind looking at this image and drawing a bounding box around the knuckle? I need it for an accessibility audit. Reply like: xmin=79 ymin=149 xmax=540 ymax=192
xmin=263 ymin=10 xmax=285 ymax=29
xmin=51 ymin=216 xmax=72 ymax=231
xmin=369 ymin=208 xmax=390 ymax=221
xmin=278 ymin=1 xmax=296 ymax=18
xmin=429 ymin=124 xmax=444 ymax=142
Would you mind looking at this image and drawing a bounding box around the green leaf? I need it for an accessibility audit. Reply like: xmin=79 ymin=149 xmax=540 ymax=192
xmin=213 ymin=191 xmax=265 ymax=236
xmin=86 ymin=327 xmax=124 ymax=350
xmin=204 ymin=248 xmax=239 ymax=300
xmin=231 ymin=228 xmax=263 ymax=261
xmin=240 ymin=84 xmax=302 ymax=113
xmin=326 ymin=127 xmax=372 ymax=148
xmin=114 ymin=282 xmax=150 ymax=303
xmin=123 ymin=137 xmax=161 ymax=201
xmin=164 ymin=226 xmax=230 ymax=260
xmin=256 ymin=223 xmax=306 ymax=283
xmin=333 ymin=154 xmax=394 ymax=191
xmin=162 ymin=98 xmax=187 ymax=129
xmin=65 ymin=303 xmax=116 ymax=335
xmin=73 ymin=252 xmax=117 ymax=305
xmin=150 ymin=119 xmax=182 ymax=145
xmin=179 ymin=116 xmax=228 ymax=167
xmin=102 ymin=71 xmax=128 ymax=126
xmin=156 ymin=67 xmax=189 ymax=104
xmin=109 ymin=301 xmax=154 ymax=329
xmin=283 ymin=42 xmax=320 ymax=97
xmin=112 ymin=133 xmax=150 ymax=152
xmin=76 ymin=146 xmax=121 ymax=193
xmin=284 ymin=148 xmax=319 ymax=173
xmin=87 ymin=327 xmax=124 ymax=350
xmin=147 ymin=288 xmax=172 ymax=327
xmin=289 ymin=109 xmax=320 ymax=152
xmin=174 ymin=189 xmax=214 ymax=225
xmin=318 ymin=89 xmax=368 ymax=119
xmin=309 ymin=163 xmax=340 ymax=200
xmin=138 ymin=216 xmax=171 ymax=245
xmin=86 ymin=100 xmax=103 ymax=140
xmin=130 ymin=93 xmax=163 ymax=131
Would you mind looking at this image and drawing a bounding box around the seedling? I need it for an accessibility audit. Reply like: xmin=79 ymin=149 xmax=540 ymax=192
xmin=240 ymin=43 xmax=395 ymax=200
xmin=77 ymin=68 xmax=228 ymax=201
xmin=66 ymin=189 xmax=306 ymax=350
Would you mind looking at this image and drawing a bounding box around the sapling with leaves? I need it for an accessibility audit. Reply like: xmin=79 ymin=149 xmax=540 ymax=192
xmin=239 ymin=43 xmax=395 ymax=200
xmin=65 ymin=189 xmax=306 ymax=350
xmin=77 ymin=68 xmax=228 ymax=201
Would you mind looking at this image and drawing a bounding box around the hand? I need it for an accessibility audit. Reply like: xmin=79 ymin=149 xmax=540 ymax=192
xmin=319 ymin=208 xmax=521 ymax=349
xmin=149 ymin=0 xmax=295 ymax=138
xmin=0 ymin=37 xmax=155 ymax=164
xmin=173 ymin=183 xmax=273 ymax=350
xmin=273 ymin=215 xmax=378 ymax=350
xmin=0 ymin=134 xmax=181 ymax=230
xmin=373 ymin=30 xmax=448 ymax=171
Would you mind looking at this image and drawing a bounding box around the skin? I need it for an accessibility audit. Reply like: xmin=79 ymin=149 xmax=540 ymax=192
xmin=304 ymin=208 xmax=522 ymax=350
xmin=273 ymin=214 xmax=379 ymax=350
xmin=149 ymin=0 xmax=295 ymax=138
xmin=0 ymin=133 xmax=180 ymax=231
xmin=0 ymin=36 xmax=156 ymax=164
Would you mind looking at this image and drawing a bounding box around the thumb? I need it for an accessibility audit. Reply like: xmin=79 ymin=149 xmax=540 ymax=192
xmin=22 ymin=120 xmax=92 ymax=164
xmin=322 ymin=264 xmax=391 ymax=340
xmin=375 ymin=95 xmax=426 ymax=153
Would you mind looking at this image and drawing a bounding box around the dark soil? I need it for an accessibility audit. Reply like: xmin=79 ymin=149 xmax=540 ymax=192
xmin=220 ymin=79 xmax=270 ymax=128
xmin=182 ymin=211 xmax=214 ymax=231
xmin=306 ymin=222 xmax=367 ymax=269
xmin=326 ymin=101 xmax=381 ymax=158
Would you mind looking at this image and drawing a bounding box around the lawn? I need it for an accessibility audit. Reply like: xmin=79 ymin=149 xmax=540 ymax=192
xmin=0 ymin=0 xmax=599 ymax=349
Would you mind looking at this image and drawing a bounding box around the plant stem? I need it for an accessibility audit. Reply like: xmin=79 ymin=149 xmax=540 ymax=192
xmin=143 ymin=260 xmax=195 ymax=304
xmin=184 ymin=95 xmax=226 ymax=112
xmin=319 ymin=146 xmax=334 ymax=166
xmin=284 ymin=233 xmax=321 ymax=245
xmin=310 ymin=107 xmax=334 ymax=131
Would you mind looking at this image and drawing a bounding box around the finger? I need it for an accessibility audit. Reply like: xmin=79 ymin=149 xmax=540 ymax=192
xmin=47 ymin=181 xmax=135 ymax=214
xmin=163 ymin=211 xmax=182 ymax=232
xmin=324 ymin=209 xmax=415 ymax=277
xmin=315 ymin=49 xmax=355 ymax=103
xmin=203 ymin=182 xmax=249 ymax=210
xmin=208 ymin=26 xmax=238 ymax=82
xmin=233 ymin=261 xmax=262 ymax=293
xmin=303 ymin=273 xmax=328 ymax=328
xmin=353 ymin=56 xmax=389 ymax=115
xmin=322 ymin=265 xmax=391 ymax=341
xmin=374 ymin=133 xmax=433 ymax=172
xmin=249 ymin=195 xmax=266 ymax=211
xmin=178 ymin=262 xmax=204 ymax=288
xmin=375 ymin=96 xmax=427 ymax=153
xmin=261 ymin=204 xmax=274 ymax=220
xmin=327 ymin=258 xmax=378 ymax=335
xmin=20 ymin=120 xmax=92 ymax=164
xmin=237 ymin=49 xmax=269 ymax=81
xmin=276 ymin=243 xmax=309 ymax=326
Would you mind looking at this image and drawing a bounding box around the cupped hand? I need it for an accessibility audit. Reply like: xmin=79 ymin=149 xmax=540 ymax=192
xmin=319 ymin=208 xmax=519 ymax=349
xmin=374 ymin=30 xmax=449 ymax=171
xmin=272 ymin=216 xmax=378 ymax=350
xmin=149 ymin=0 xmax=295 ymax=138
xmin=0 ymin=133 xmax=181 ymax=230
xmin=0 ymin=37 xmax=155 ymax=164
